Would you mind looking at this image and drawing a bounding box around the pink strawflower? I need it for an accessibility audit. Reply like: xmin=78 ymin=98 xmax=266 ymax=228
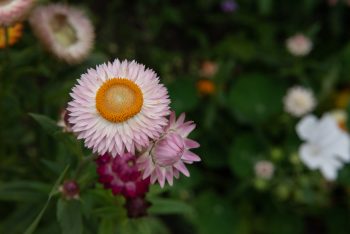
xmin=0 ymin=0 xmax=34 ymax=26
xmin=137 ymin=112 xmax=201 ymax=187
xmin=96 ymin=153 xmax=150 ymax=198
xmin=68 ymin=59 xmax=170 ymax=156
xmin=29 ymin=4 xmax=94 ymax=64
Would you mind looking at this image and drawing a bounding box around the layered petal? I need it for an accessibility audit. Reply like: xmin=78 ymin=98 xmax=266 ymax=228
xmin=0 ymin=0 xmax=34 ymax=26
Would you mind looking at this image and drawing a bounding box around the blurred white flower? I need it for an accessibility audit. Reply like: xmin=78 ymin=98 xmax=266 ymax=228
xmin=286 ymin=33 xmax=313 ymax=57
xmin=296 ymin=114 xmax=350 ymax=180
xmin=29 ymin=4 xmax=95 ymax=64
xmin=283 ymin=86 xmax=316 ymax=117
xmin=254 ymin=160 xmax=274 ymax=180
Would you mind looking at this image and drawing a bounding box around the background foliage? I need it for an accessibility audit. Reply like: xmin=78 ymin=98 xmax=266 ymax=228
xmin=1 ymin=0 xmax=350 ymax=233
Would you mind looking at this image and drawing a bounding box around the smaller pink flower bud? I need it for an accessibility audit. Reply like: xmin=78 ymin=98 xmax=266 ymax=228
xmin=153 ymin=133 xmax=185 ymax=167
xmin=124 ymin=196 xmax=151 ymax=218
xmin=138 ymin=112 xmax=201 ymax=187
xmin=57 ymin=109 xmax=73 ymax=133
xmin=59 ymin=180 xmax=80 ymax=200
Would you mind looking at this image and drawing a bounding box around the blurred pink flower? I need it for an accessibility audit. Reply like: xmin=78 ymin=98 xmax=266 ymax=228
xmin=0 ymin=0 xmax=34 ymax=26
xmin=286 ymin=33 xmax=313 ymax=57
xmin=254 ymin=160 xmax=274 ymax=180
xmin=200 ymin=60 xmax=218 ymax=78
xmin=96 ymin=153 xmax=150 ymax=198
xmin=29 ymin=4 xmax=94 ymax=64
xmin=67 ymin=59 xmax=170 ymax=156
xmin=137 ymin=112 xmax=201 ymax=187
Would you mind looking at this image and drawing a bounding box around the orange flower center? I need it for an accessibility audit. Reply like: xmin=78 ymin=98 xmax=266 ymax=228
xmin=95 ymin=78 xmax=143 ymax=123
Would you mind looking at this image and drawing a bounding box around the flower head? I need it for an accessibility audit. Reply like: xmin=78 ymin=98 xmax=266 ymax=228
xmin=0 ymin=23 xmax=22 ymax=48
xmin=0 ymin=0 xmax=34 ymax=26
xmin=296 ymin=114 xmax=350 ymax=180
xmin=96 ymin=153 xmax=150 ymax=198
xmin=68 ymin=59 xmax=170 ymax=156
xmin=254 ymin=160 xmax=274 ymax=180
xmin=283 ymin=86 xmax=316 ymax=117
xmin=220 ymin=0 xmax=238 ymax=12
xmin=137 ymin=112 xmax=201 ymax=187
xmin=29 ymin=4 xmax=94 ymax=64
xmin=286 ymin=33 xmax=313 ymax=57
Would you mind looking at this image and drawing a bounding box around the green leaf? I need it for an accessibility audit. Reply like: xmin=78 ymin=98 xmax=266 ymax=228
xmin=0 ymin=181 xmax=49 ymax=202
xmin=29 ymin=113 xmax=84 ymax=158
xmin=267 ymin=212 xmax=303 ymax=234
xmin=24 ymin=165 xmax=70 ymax=234
xmin=98 ymin=218 xmax=117 ymax=234
xmin=29 ymin=113 xmax=61 ymax=136
xmin=228 ymin=74 xmax=285 ymax=123
xmin=193 ymin=192 xmax=236 ymax=234
xmin=57 ymin=199 xmax=83 ymax=234
xmin=116 ymin=217 xmax=170 ymax=234
xmin=229 ymin=134 xmax=258 ymax=178
xmin=148 ymin=198 xmax=193 ymax=215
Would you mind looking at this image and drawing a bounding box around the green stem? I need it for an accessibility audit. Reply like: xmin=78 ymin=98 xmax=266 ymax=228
xmin=74 ymin=154 xmax=98 ymax=179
